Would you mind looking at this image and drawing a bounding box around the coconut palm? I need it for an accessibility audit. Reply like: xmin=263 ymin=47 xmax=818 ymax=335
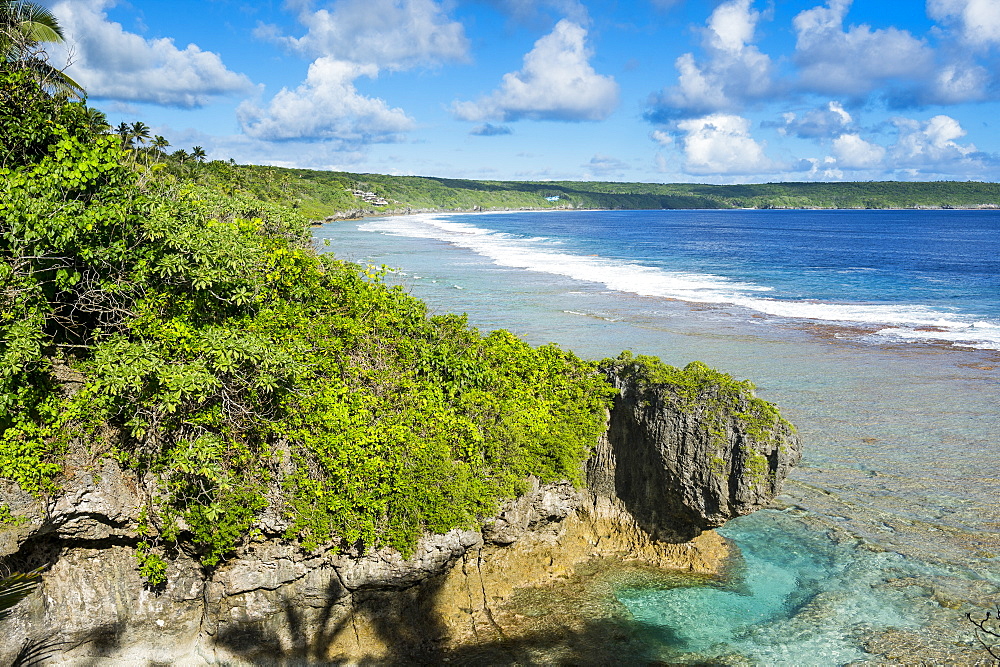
xmin=130 ymin=121 xmax=150 ymax=147
xmin=191 ymin=145 xmax=207 ymax=163
xmin=83 ymin=106 xmax=110 ymax=134
xmin=1 ymin=0 xmax=84 ymax=99
xmin=116 ymin=121 xmax=133 ymax=149
xmin=152 ymin=135 xmax=169 ymax=153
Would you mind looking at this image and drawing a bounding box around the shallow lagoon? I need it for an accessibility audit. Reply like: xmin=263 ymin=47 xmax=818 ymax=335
xmin=314 ymin=209 xmax=1000 ymax=663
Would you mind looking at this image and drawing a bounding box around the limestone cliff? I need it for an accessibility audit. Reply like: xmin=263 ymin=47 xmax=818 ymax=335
xmin=0 ymin=364 xmax=800 ymax=664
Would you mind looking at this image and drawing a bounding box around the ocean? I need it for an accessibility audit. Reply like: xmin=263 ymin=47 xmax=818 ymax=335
xmin=313 ymin=208 xmax=1000 ymax=664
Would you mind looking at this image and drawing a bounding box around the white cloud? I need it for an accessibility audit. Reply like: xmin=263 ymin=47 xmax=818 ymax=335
xmin=831 ymin=133 xmax=886 ymax=168
xmin=452 ymin=20 xmax=619 ymax=122
xmin=270 ymin=0 xmax=468 ymax=70
xmin=706 ymin=0 xmax=759 ymax=51
xmin=236 ymin=58 xmax=414 ymax=142
xmin=651 ymin=130 xmax=674 ymax=147
xmin=649 ymin=0 xmax=774 ymax=118
xmin=675 ymin=113 xmax=780 ymax=174
xmin=928 ymin=0 xmax=1000 ymax=47
xmin=50 ymin=0 xmax=252 ymax=107
xmin=799 ymin=156 xmax=845 ymax=180
xmin=817 ymin=114 xmax=991 ymax=176
xmin=776 ymin=101 xmax=854 ymax=138
xmin=793 ymin=0 xmax=933 ymax=97
xmin=889 ymin=114 xmax=978 ymax=166
xmin=932 ymin=63 xmax=991 ymax=103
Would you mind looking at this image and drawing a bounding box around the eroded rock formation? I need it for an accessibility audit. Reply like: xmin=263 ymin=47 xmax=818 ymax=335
xmin=0 ymin=365 xmax=800 ymax=664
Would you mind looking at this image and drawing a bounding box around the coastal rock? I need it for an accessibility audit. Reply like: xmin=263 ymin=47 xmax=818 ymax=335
xmin=594 ymin=361 xmax=802 ymax=542
xmin=0 ymin=362 xmax=800 ymax=664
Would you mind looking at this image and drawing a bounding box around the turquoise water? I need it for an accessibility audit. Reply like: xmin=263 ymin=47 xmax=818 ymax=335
xmin=314 ymin=210 xmax=1000 ymax=663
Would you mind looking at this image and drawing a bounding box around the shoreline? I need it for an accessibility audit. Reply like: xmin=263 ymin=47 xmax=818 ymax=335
xmin=314 ymin=203 xmax=1000 ymax=224
xmin=313 ymin=210 xmax=1000 ymax=663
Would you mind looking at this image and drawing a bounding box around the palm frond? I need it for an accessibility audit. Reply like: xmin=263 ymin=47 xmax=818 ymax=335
xmin=0 ymin=569 xmax=42 ymax=622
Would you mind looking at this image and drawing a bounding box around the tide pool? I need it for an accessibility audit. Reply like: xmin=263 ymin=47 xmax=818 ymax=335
xmin=314 ymin=209 xmax=1000 ymax=663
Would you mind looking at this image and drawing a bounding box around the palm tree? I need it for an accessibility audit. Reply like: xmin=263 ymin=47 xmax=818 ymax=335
xmin=83 ymin=106 xmax=109 ymax=134
xmin=152 ymin=135 xmax=169 ymax=153
xmin=130 ymin=121 xmax=150 ymax=147
xmin=191 ymin=145 xmax=207 ymax=163
xmin=1 ymin=0 xmax=84 ymax=99
xmin=116 ymin=121 xmax=132 ymax=149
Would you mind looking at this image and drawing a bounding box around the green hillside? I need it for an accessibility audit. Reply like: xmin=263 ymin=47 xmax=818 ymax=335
xmin=179 ymin=163 xmax=1000 ymax=220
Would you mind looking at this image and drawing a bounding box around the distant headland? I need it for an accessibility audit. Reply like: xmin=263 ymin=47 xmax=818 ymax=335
xmin=206 ymin=164 xmax=1000 ymax=220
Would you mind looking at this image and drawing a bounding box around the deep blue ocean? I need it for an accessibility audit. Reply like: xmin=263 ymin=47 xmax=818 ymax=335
xmin=314 ymin=209 xmax=1000 ymax=664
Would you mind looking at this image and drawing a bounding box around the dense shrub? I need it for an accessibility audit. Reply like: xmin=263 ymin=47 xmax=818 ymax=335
xmin=0 ymin=70 xmax=614 ymax=572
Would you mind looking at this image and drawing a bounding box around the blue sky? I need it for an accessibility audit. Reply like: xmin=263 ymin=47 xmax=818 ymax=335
xmin=45 ymin=0 xmax=1000 ymax=183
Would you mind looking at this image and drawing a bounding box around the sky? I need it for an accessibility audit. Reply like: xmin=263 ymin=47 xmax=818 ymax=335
xmin=42 ymin=0 xmax=1000 ymax=183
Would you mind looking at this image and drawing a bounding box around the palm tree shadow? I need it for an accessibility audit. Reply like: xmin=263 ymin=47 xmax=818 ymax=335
xmin=213 ymin=566 xmax=452 ymax=664
xmin=211 ymin=564 xmax=702 ymax=666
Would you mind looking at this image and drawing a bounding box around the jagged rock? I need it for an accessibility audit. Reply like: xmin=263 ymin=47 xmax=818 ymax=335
xmin=594 ymin=361 xmax=802 ymax=542
xmin=0 ymin=361 xmax=800 ymax=664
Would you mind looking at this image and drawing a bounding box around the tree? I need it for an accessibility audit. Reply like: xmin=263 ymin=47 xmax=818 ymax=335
xmin=116 ymin=121 xmax=132 ymax=149
xmin=130 ymin=120 xmax=150 ymax=147
xmin=0 ymin=0 xmax=83 ymax=98
xmin=83 ymin=106 xmax=109 ymax=134
xmin=152 ymin=135 xmax=169 ymax=153
xmin=191 ymin=145 xmax=207 ymax=163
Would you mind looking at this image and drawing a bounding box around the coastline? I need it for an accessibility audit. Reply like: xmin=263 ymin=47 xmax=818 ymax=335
xmin=313 ymin=202 xmax=1000 ymax=225
xmin=314 ymin=208 xmax=1000 ymax=662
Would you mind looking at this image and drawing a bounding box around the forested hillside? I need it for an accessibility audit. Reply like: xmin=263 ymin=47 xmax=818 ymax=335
xmin=175 ymin=164 xmax=1000 ymax=220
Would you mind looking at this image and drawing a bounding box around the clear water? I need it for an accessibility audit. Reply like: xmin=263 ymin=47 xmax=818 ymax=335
xmin=313 ymin=209 xmax=1000 ymax=663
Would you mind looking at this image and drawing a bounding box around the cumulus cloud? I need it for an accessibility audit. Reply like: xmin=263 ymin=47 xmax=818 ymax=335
xmin=889 ymin=114 xmax=979 ymax=167
xmin=651 ymin=129 xmax=674 ymax=147
xmin=647 ymin=0 xmax=775 ymax=119
xmin=928 ymin=0 xmax=1000 ymax=48
xmin=831 ymin=133 xmax=886 ymax=168
xmin=50 ymin=0 xmax=252 ymax=107
xmin=773 ymin=101 xmax=855 ymax=138
xmin=816 ymin=114 xmax=994 ymax=176
xmin=236 ymin=58 xmax=414 ymax=142
xmin=452 ymin=20 xmax=619 ymax=122
xmin=792 ymin=0 xmax=934 ymax=98
xmin=266 ymin=0 xmax=469 ymax=70
xmin=932 ymin=63 xmax=992 ymax=104
xmin=675 ymin=113 xmax=781 ymax=174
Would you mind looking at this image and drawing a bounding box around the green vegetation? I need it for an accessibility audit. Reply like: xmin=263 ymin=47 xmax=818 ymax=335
xmin=0 ymin=68 xmax=614 ymax=575
xmin=189 ymin=166 xmax=1000 ymax=220
xmin=1 ymin=39 xmax=808 ymax=586
xmin=1 ymin=0 xmax=82 ymax=98
xmin=601 ymin=352 xmax=792 ymax=481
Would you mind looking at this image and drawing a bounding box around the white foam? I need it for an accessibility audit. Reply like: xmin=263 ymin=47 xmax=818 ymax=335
xmin=359 ymin=214 xmax=1000 ymax=350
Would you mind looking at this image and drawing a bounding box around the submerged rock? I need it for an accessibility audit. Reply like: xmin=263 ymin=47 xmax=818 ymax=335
xmin=0 ymin=357 xmax=800 ymax=664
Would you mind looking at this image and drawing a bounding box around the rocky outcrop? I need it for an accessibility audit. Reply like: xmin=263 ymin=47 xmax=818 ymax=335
xmin=592 ymin=362 xmax=802 ymax=543
xmin=0 ymin=364 xmax=800 ymax=664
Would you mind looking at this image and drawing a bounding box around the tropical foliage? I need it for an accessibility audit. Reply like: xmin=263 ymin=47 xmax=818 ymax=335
xmin=0 ymin=0 xmax=82 ymax=98
xmin=0 ymin=68 xmax=614 ymax=576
